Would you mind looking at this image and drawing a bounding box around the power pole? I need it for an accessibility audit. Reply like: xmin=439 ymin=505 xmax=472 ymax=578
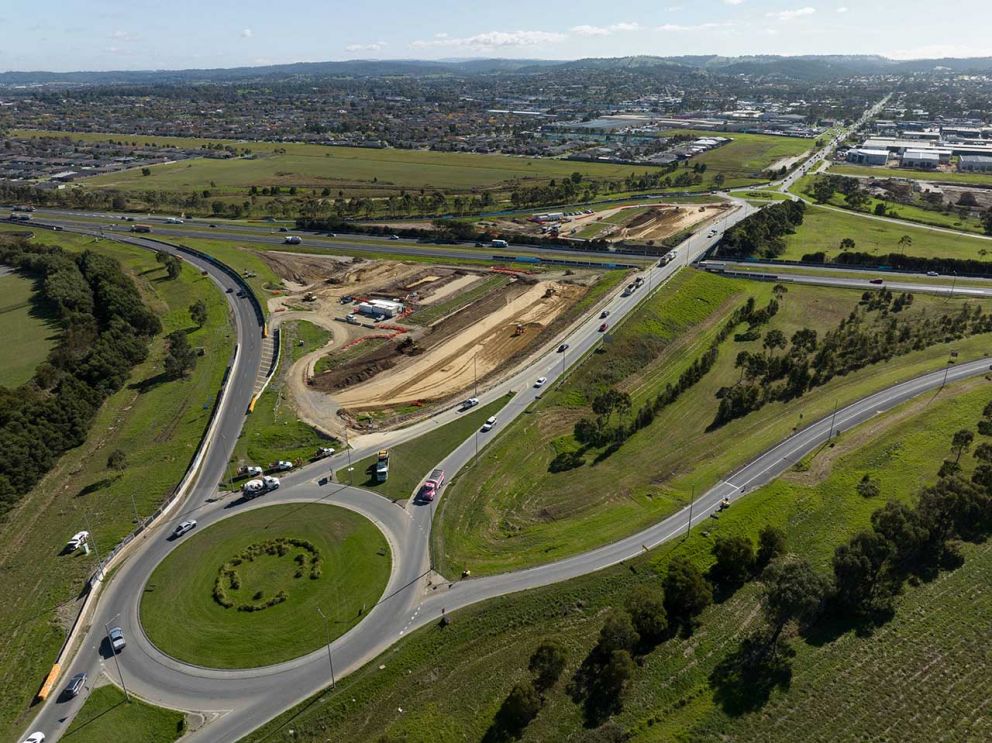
xmin=105 ymin=618 xmax=130 ymax=701
xmin=84 ymin=512 xmax=105 ymax=581
xmin=827 ymin=399 xmax=839 ymax=441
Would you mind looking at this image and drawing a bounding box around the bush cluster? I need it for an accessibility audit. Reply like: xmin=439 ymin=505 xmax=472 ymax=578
xmin=212 ymin=538 xmax=322 ymax=610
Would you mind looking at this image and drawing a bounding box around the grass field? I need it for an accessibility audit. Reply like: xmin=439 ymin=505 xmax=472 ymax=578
xmin=229 ymin=320 xmax=337 ymax=479
xmin=434 ymin=269 xmax=992 ymax=576
xmin=829 ymin=161 xmax=992 ymax=187
xmin=657 ymin=130 xmax=811 ymax=188
xmin=63 ymin=685 xmax=184 ymax=743
xmin=0 ymin=226 xmax=234 ymax=739
xmin=14 ymin=129 xmax=653 ymax=195
xmin=140 ymin=504 xmax=390 ymax=668
xmin=0 ymin=268 xmax=59 ymax=387
xmin=339 ymin=395 xmax=512 ymax=501
xmin=779 ymin=205 xmax=992 ymax=262
xmin=247 ymin=378 xmax=992 ymax=743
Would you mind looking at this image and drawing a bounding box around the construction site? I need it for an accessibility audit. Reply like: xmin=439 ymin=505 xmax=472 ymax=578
xmin=476 ymin=201 xmax=731 ymax=245
xmin=261 ymin=251 xmax=617 ymax=432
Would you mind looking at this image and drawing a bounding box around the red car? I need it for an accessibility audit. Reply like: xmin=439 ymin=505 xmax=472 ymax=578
xmin=599 ymin=322 xmax=608 ymax=332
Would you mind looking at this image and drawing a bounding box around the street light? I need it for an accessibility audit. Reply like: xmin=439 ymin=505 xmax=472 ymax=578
xmin=104 ymin=616 xmax=130 ymax=702
xmin=315 ymin=607 xmax=336 ymax=688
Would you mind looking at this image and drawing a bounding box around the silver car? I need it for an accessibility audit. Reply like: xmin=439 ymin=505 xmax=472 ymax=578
xmin=108 ymin=626 xmax=126 ymax=653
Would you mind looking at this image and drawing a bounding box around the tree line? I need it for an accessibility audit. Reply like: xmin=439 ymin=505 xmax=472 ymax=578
xmin=718 ymin=200 xmax=807 ymax=260
xmin=713 ymin=289 xmax=992 ymax=426
xmin=0 ymin=239 xmax=161 ymax=517
xmin=552 ymin=296 xmax=780 ymax=472
xmin=802 ymin=250 xmax=992 ymax=278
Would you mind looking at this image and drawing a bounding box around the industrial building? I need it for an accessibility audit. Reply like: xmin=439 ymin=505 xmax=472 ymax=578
xmin=356 ymin=299 xmax=405 ymax=319
xmin=901 ymin=150 xmax=940 ymax=170
xmin=958 ymin=154 xmax=992 ymax=173
xmin=846 ymin=148 xmax=889 ymax=166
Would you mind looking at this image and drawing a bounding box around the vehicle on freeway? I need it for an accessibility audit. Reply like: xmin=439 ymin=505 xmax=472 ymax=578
xmin=108 ymin=626 xmax=126 ymax=652
xmin=420 ymin=468 xmax=446 ymax=501
xmin=283 ymin=235 xmax=302 ymax=245
xmin=65 ymin=531 xmax=89 ymax=552
xmin=173 ymin=520 xmax=197 ymax=538
xmin=165 ymin=217 xmax=184 ymax=224
xmin=65 ymin=672 xmax=87 ymax=698
xmin=557 ymin=343 xmax=569 ymax=353
xmin=481 ymin=416 xmax=497 ymax=432
xmin=389 ymin=234 xmax=400 ymax=240
xmin=491 ymin=239 xmax=509 ymax=248
xmin=209 ymin=224 xmax=218 ymax=228
xmin=599 ymin=323 xmax=608 ymax=332
xmin=278 ymin=226 xmax=289 ymax=232
xmin=926 ymin=271 xmax=939 ymax=277
xmin=474 ymin=241 xmax=485 ymax=247
xmin=534 ymin=377 xmax=547 ymax=388
xmin=23 ymin=732 xmax=45 ymax=743
xmin=460 ymin=397 xmax=479 ymax=411
xmin=600 ymin=310 xmax=610 ymax=319
xmin=226 ymin=287 xmax=234 ymax=293
xmin=273 ymin=460 xmax=293 ymax=471
xmin=869 ymin=278 xmax=884 ymax=285
xmin=236 ymin=289 xmax=246 ymax=297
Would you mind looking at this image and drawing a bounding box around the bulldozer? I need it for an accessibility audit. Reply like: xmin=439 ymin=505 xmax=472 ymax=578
xmin=512 ymin=323 xmax=525 ymax=337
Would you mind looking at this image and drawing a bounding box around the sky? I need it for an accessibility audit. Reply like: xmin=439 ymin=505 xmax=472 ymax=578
xmin=2 ymin=0 xmax=992 ymax=72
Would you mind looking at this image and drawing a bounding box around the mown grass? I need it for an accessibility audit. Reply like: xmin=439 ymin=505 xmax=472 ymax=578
xmin=0 ymin=268 xmax=60 ymax=387
xmin=13 ymin=129 xmax=653 ymax=194
xmin=229 ymin=321 xmax=337 ymax=477
xmin=338 ymin=395 xmax=512 ymax=501
xmin=0 ymin=227 xmax=233 ymax=740
xmin=779 ymin=205 xmax=992 ymax=262
xmin=435 ymin=272 xmax=992 ymax=576
xmin=63 ymin=685 xmax=184 ymax=743
xmin=247 ymin=379 xmax=992 ymax=743
xmin=657 ymin=130 xmax=810 ymax=188
xmin=141 ymin=504 xmax=390 ymax=668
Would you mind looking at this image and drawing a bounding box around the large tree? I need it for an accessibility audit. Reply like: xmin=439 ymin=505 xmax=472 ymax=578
xmin=761 ymin=557 xmax=828 ymax=644
xmin=663 ymin=556 xmax=713 ymax=626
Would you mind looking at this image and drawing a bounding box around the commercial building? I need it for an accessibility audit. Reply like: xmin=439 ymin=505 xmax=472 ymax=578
xmin=846 ymin=148 xmax=889 ymax=166
xmin=901 ymin=150 xmax=940 ymax=170
xmin=958 ymin=154 xmax=992 ymax=173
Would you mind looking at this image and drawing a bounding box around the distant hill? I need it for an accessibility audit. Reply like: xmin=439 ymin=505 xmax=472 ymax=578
xmin=3 ymin=54 xmax=992 ymax=85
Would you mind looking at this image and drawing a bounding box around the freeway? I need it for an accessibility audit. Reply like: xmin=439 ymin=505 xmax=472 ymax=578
xmin=23 ymin=207 xmax=655 ymax=267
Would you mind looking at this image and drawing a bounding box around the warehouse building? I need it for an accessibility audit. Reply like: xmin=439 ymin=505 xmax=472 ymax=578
xmin=958 ymin=154 xmax=992 ymax=173
xmin=901 ymin=150 xmax=940 ymax=170
xmin=846 ymin=148 xmax=890 ymax=166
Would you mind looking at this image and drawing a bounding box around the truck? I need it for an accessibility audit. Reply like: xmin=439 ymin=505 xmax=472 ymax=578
xmin=165 ymin=217 xmax=184 ymax=224
xmin=375 ymin=449 xmax=390 ymax=483
xmin=420 ymin=468 xmax=446 ymax=501
xmin=491 ymin=239 xmax=509 ymax=248
xmin=8 ymin=212 xmax=32 ymax=221
xmin=130 ymin=224 xmax=152 ymax=233
xmin=242 ymin=476 xmax=280 ymax=498
xmin=621 ymin=283 xmax=636 ymax=297
xmin=284 ymin=235 xmax=302 ymax=245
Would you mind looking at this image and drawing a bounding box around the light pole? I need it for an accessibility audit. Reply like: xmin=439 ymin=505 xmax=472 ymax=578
xmin=315 ymin=607 xmax=336 ymax=688
xmin=84 ymin=512 xmax=105 ymax=581
xmin=105 ymin=617 xmax=130 ymax=702
xmin=827 ymin=399 xmax=839 ymax=442
xmin=685 ymin=484 xmax=695 ymax=539
xmin=474 ymin=354 xmax=478 ymax=398
xmin=345 ymin=428 xmax=352 ymax=485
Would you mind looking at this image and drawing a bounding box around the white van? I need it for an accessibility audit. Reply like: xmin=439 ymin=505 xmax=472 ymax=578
xmin=481 ymin=416 xmax=497 ymax=432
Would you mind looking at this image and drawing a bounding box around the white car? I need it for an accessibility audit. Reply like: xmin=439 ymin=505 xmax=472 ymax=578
xmin=263 ymin=476 xmax=281 ymax=490
xmin=173 ymin=520 xmax=196 ymax=538
xmin=461 ymin=397 xmax=479 ymax=411
xmin=243 ymin=465 xmax=263 ymax=477
xmin=316 ymin=447 xmax=336 ymax=458
xmin=534 ymin=377 xmax=547 ymax=388
xmin=23 ymin=733 xmax=45 ymax=743
xmin=274 ymin=460 xmax=293 ymax=471
xmin=926 ymin=271 xmax=939 ymax=277
xmin=481 ymin=416 xmax=497 ymax=432
xmin=108 ymin=626 xmax=126 ymax=652
xmin=66 ymin=531 xmax=89 ymax=551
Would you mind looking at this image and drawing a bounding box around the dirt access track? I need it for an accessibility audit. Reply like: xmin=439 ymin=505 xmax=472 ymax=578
xmin=331 ymin=278 xmax=585 ymax=410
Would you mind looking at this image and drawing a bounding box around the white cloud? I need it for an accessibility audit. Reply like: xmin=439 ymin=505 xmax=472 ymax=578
xmin=836 ymin=6 xmax=848 ymax=12
xmin=346 ymin=41 xmax=386 ymax=53
xmin=241 ymin=28 xmax=253 ymax=38
xmin=766 ymin=6 xmax=816 ymax=21
xmin=110 ymin=30 xmax=139 ymax=42
xmin=411 ymin=30 xmax=567 ymax=50
xmin=657 ymin=22 xmax=726 ymax=32
xmin=723 ymin=0 xmax=745 ymax=5
xmin=570 ymin=22 xmax=641 ymax=37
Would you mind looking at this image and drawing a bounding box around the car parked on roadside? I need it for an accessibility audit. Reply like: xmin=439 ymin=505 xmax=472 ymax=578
xmin=66 ymin=531 xmax=89 ymax=552
xmin=273 ymin=460 xmax=293 ymax=471
xmin=460 ymin=397 xmax=479 ymax=411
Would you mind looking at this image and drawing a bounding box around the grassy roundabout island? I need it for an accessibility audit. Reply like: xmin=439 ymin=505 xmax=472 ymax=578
xmin=140 ymin=504 xmax=390 ymax=668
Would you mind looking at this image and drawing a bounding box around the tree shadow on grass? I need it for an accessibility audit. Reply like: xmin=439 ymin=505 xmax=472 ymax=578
xmin=709 ymin=633 xmax=794 ymax=716
xmin=129 ymin=371 xmax=171 ymax=394
xmin=76 ymin=477 xmax=117 ymax=498
xmin=567 ymin=648 xmax=622 ymax=728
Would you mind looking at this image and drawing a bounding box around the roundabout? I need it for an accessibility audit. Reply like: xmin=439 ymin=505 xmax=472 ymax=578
xmin=139 ymin=504 xmax=391 ymax=669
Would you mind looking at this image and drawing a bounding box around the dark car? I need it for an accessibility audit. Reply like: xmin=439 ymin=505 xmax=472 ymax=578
xmin=869 ymin=278 xmax=884 ymax=285
xmin=279 ymin=227 xmax=289 ymax=232
xmin=599 ymin=323 xmax=608 ymax=332
xmin=557 ymin=343 xmax=569 ymax=353
xmin=65 ymin=672 xmax=87 ymax=698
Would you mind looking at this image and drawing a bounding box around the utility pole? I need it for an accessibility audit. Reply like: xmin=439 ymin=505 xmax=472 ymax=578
xmin=315 ymin=607 xmax=336 ymax=688
xmin=105 ymin=618 xmax=130 ymax=702
xmin=345 ymin=428 xmax=352 ymax=485
xmin=84 ymin=512 xmax=105 ymax=581
xmin=128 ymin=491 xmax=141 ymax=526
xmin=474 ymin=354 xmax=478 ymax=398
xmin=827 ymin=399 xmax=839 ymax=441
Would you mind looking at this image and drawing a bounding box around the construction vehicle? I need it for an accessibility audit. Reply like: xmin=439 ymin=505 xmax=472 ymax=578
xmin=303 ymin=292 xmax=317 ymax=302
xmin=512 ymin=323 xmax=524 ymax=337
xmin=375 ymin=450 xmax=390 ymax=482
